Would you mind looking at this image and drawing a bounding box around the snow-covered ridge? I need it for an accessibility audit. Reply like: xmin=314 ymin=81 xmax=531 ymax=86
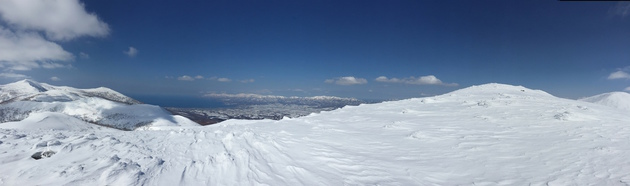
xmin=0 ymin=79 xmax=141 ymax=105
xmin=0 ymin=80 xmax=198 ymax=130
xmin=580 ymin=91 xmax=630 ymax=111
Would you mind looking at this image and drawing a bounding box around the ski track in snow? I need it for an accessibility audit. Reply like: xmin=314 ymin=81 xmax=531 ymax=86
xmin=1 ymin=84 xmax=630 ymax=185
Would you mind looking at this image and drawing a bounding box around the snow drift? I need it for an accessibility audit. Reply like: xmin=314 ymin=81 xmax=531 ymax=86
xmin=1 ymin=82 xmax=629 ymax=185
xmin=0 ymin=80 xmax=198 ymax=130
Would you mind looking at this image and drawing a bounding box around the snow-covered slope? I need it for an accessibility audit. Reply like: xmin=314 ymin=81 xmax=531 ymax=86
xmin=1 ymin=83 xmax=630 ymax=185
xmin=0 ymin=79 xmax=141 ymax=105
xmin=0 ymin=112 xmax=114 ymax=131
xmin=0 ymin=80 xmax=199 ymax=130
xmin=580 ymin=91 xmax=630 ymax=111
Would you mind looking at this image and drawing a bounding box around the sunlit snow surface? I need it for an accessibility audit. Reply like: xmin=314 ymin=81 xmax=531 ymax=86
xmin=0 ymin=80 xmax=198 ymax=130
xmin=2 ymin=83 xmax=630 ymax=185
xmin=580 ymin=91 xmax=630 ymax=111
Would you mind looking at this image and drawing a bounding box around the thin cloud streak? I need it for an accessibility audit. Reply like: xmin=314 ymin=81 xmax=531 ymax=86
xmin=325 ymin=76 xmax=367 ymax=85
xmin=375 ymin=75 xmax=458 ymax=86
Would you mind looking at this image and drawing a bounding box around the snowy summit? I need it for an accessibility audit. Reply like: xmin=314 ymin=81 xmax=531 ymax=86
xmin=0 ymin=79 xmax=141 ymax=104
xmin=580 ymin=91 xmax=630 ymax=111
xmin=1 ymin=81 xmax=630 ymax=185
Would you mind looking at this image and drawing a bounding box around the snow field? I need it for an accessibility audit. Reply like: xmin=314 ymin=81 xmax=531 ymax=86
xmin=1 ymin=83 xmax=630 ymax=185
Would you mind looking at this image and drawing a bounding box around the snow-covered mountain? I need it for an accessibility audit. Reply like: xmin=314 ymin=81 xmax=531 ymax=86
xmin=580 ymin=91 xmax=630 ymax=111
xmin=0 ymin=80 xmax=198 ymax=130
xmin=1 ymin=83 xmax=630 ymax=185
xmin=0 ymin=79 xmax=141 ymax=105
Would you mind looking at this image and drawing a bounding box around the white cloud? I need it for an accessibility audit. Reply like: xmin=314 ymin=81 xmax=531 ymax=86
xmin=375 ymin=75 xmax=458 ymax=86
xmin=625 ymin=87 xmax=630 ymax=92
xmin=178 ymin=75 xmax=233 ymax=82
xmin=375 ymin=76 xmax=402 ymax=83
xmin=79 ymin=52 xmax=89 ymax=59
xmin=208 ymin=76 xmax=233 ymax=82
xmin=610 ymin=2 xmax=630 ymax=17
xmin=50 ymin=76 xmax=60 ymax=81
xmin=325 ymin=76 xmax=367 ymax=85
xmin=0 ymin=0 xmax=107 ymax=71
xmin=608 ymin=70 xmax=630 ymax=80
xmin=124 ymin=47 xmax=138 ymax=57
xmin=0 ymin=27 xmax=74 ymax=71
xmin=207 ymin=76 xmax=237 ymax=83
xmin=240 ymin=79 xmax=255 ymax=83
xmin=0 ymin=0 xmax=109 ymax=41
xmin=0 ymin=72 xmax=29 ymax=79
xmin=177 ymin=75 xmax=194 ymax=81
xmin=217 ymin=78 xmax=231 ymax=82
xmin=409 ymin=75 xmax=443 ymax=85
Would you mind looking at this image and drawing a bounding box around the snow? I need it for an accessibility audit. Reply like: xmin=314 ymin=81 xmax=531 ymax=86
xmin=0 ymin=79 xmax=141 ymax=105
xmin=1 ymin=83 xmax=630 ymax=185
xmin=0 ymin=112 xmax=111 ymax=131
xmin=580 ymin=91 xmax=630 ymax=111
xmin=0 ymin=80 xmax=198 ymax=130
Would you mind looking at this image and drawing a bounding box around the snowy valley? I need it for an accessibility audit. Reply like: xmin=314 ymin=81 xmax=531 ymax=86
xmin=1 ymin=81 xmax=630 ymax=185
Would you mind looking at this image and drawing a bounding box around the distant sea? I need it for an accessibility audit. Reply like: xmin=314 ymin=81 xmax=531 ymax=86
xmin=130 ymin=95 xmax=228 ymax=108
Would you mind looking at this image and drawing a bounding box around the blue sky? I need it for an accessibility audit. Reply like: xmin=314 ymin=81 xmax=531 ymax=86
xmin=1 ymin=0 xmax=630 ymax=103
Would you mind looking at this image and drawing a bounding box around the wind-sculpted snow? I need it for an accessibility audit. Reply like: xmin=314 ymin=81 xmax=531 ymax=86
xmin=1 ymin=83 xmax=630 ymax=185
